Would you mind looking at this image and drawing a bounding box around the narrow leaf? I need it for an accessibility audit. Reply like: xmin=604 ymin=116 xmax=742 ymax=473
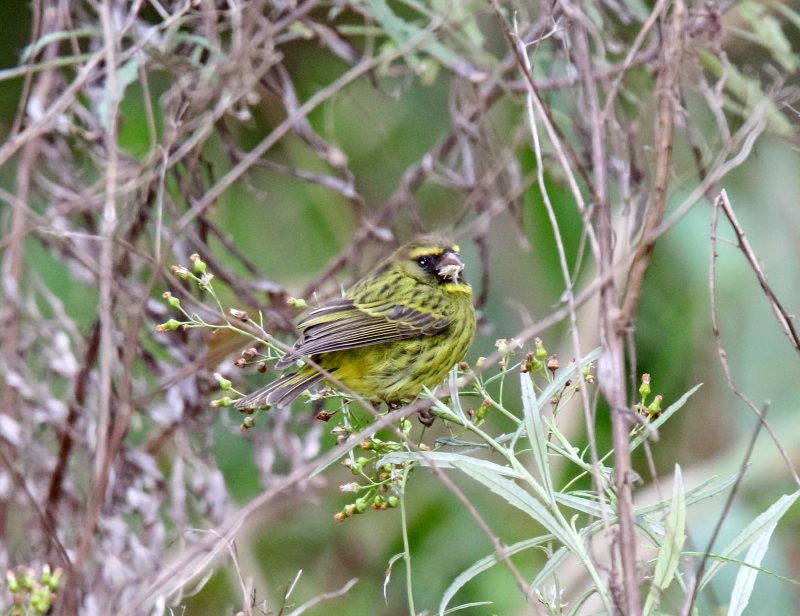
xmin=699 ymin=490 xmax=800 ymax=591
xmin=508 ymin=347 xmax=600 ymax=446
xmin=727 ymin=498 xmax=789 ymax=616
xmin=555 ymin=492 xmax=614 ymax=518
xmin=643 ymin=465 xmax=687 ymax=615
xmin=738 ymin=1 xmax=796 ymax=72
xmin=636 ymin=470 xmax=743 ymax=517
xmin=439 ymin=538 xmax=548 ymax=615
xmin=381 ymin=451 xmax=522 ymax=478
xmin=520 ymin=371 xmax=553 ymax=499
xmin=630 ymin=384 xmax=703 ymax=451
xmin=442 ymin=601 xmax=493 ymax=614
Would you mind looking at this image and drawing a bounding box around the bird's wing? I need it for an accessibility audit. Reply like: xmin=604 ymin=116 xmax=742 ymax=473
xmin=275 ymin=297 xmax=450 ymax=367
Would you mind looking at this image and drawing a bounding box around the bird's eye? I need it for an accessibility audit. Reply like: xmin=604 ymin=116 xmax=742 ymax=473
xmin=416 ymin=256 xmax=431 ymax=269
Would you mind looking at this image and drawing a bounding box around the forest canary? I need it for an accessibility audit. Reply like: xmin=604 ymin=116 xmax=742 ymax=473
xmin=234 ymin=235 xmax=476 ymax=412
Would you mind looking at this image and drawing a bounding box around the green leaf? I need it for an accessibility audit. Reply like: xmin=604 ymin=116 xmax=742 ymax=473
xmin=738 ymin=1 xmax=796 ymax=73
xmin=21 ymin=28 xmax=99 ymax=62
xmin=381 ymin=451 xmax=522 ymax=478
xmin=528 ymin=521 xmax=612 ymax=612
xmin=384 ymin=450 xmax=581 ymax=554
xmin=768 ymin=1 xmax=800 ymax=31
xmin=630 ymin=384 xmax=703 ymax=451
xmin=555 ymin=492 xmax=613 ymax=518
xmin=438 ymin=538 xmax=548 ymax=616
xmin=442 ymin=601 xmax=494 ymax=614
xmin=447 ymin=367 xmax=469 ymax=423
xmin=696 ymin=49 xmax=794 ymax=138
xmin=727 ymin=493 xmax=796 ymax=616
xmin=529 ymin=544 xmax=571 ymax=592
xmin=509 ymin=347 xmax=601 ymax=447
xmin=566 ymin=584 xmax=605 ymax=616
xmin=636 ymin=470 xmax=743 ymax=517
xmin=643 ymin=465 xmax=687 ymax=615
xmin=459 ymin=463 xmax=577 ymax=549
xmin=520 ymin=371 xmax=553 ymax=499
xmin=369 ymin=0 xmax=467 ymax=70
xmin=699 ymin=490 xmax=800 ymax=592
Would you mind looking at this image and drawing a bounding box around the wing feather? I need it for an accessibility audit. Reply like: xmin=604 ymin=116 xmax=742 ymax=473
xmin=275 ymin=297 xmax=450 ymax=368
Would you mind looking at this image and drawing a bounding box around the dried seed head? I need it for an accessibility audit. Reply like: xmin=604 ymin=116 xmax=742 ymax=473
xmin=495 ymin=338 xmax=521 ymax=356
xmin=170 ymin=265 xmax=192 ymax=279
xmin=229 ymin=308 xmax=249 ymax=321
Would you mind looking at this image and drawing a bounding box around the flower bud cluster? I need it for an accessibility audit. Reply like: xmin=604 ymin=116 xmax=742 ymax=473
xmin=515 ymin=338 xmax=596 ymax=414
xmin=633 ymin=373 xmax=663 ymax=419
xmin=6 ymin=564 xmax=62 ymax=615
xmin=334 ymin=425 xmax=410 ymax=522
xmin=522 ymin=337 xmax=549 ymax=374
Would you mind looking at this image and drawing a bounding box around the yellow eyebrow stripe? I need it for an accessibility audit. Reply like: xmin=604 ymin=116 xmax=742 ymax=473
xmin=409 ymin=246 xmax=444 ymax=258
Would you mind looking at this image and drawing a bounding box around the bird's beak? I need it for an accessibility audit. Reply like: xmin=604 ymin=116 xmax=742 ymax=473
xmin=437 ymin=252 xmax=464 ymax=283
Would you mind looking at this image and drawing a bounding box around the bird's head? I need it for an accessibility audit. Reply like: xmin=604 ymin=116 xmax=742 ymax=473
xmin=393 ymin=235 xmax=469 ymax=288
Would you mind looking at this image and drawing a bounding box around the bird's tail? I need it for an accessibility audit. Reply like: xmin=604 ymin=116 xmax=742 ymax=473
xmin=233 ymin=368 xmax=324 ymax=411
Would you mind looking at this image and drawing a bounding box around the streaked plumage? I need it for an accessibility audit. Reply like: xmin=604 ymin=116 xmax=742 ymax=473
xmin=234 ymin=235 xmax=475 ymax=411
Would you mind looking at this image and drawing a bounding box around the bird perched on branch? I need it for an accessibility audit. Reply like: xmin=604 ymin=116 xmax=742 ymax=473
xmin=234 ymin=235 xmax=475 ymax=417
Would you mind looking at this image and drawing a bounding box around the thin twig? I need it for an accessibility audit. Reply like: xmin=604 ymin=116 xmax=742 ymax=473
xmin=706 ymin=193 xmax=800 ymax=486
xmin=715 ymin=190 xmax=800 ymax=352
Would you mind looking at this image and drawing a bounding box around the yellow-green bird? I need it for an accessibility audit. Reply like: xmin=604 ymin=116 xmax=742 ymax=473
xmin=234 ymin=235 xmax=475 ymax=413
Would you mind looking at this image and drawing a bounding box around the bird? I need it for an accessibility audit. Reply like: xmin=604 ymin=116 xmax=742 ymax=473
xmin=233 ymin=234 xmax=476 ymax=417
